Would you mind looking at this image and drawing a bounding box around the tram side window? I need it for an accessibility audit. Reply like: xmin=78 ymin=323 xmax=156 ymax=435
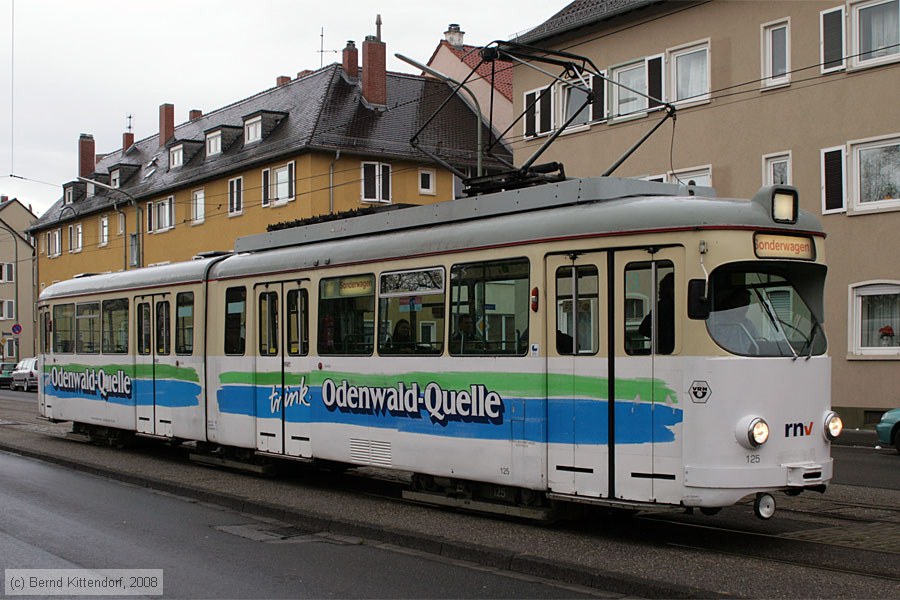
xmin=101 ymin=298 xmax=128 ymax=354
xmin=259 ymin=291 xmax=278 ymax=356
xmin=449 ymin=258 xmax=529 ymax=356
xmin=626 ymin=261 xmax=675 ymax=355
xmin=318 ymin=275 xmax=375 ymax=355
xmin=156 ymin=301 xmax=171 ymax=356
xmin=52 ymin=304 xmax=75 ymax=353
xmin=224 ymin=287 xmax=247 ymax=356
xmin=137 ymin=303 xmax=151 ymax=355
xmin=76 ymin=302 xmax=100 ymax=354
xmin=555 ymin=266 xmax=600 ymax=355
xmin=287 ymin=289 xmax=309 ymax=356
xmin=378 ymin=267 xmax=445 ymax=355
xmin=175 ymin=293 xmax=193 ymax=355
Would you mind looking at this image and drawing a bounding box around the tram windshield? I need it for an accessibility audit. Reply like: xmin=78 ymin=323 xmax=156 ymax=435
xmin=707 ymin=262 xmax=827 ymax=357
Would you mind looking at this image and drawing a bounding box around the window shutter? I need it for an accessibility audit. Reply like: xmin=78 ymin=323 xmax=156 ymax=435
xmin=591 ymin=75 xmax=605 ymax=121
xmin=288 ymin=162 xmax=295 ymax=200
xmin=539 ymin=88 xmax=552 ymax=133
xmin=823 ymin=148 xmax=845 ymax=212
xmin=822 ymin=8 xmax=844 ymax=70
xmin=261 ymin=169 xmax=270 ymax=206
xmin=647 ymin=56 xmax=663 ymax=108
xmin=381 ymin=164 xmax=391 ymax=201
xmin=525 ymin=92 xmax=536 ymax=137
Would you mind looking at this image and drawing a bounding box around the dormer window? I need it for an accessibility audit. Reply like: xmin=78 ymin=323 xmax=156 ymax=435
xmin=245 ymin=117 xmax=262 ymax=144
xmin=206 ymin=131 xmax=222 ymax=156
xmin=170 ymin=145 xmax=184 ymax=168
xmin=64 ymin=188 xmax=73 ymax=205
xmin=111 ymin=170 xmax=121 ymax=188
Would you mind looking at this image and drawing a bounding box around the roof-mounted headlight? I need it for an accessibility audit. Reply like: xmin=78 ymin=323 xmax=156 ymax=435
xmin=751 ymin=185 xmax=799 ymax=225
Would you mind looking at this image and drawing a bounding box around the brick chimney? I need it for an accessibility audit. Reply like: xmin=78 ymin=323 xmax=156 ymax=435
xmin=444 ymin=24 xmax=465 ymax=48
xmin=78 ymin=133 xmax=95 ymax=178
xmin=159 ymin=103 xmax=175 ymax=147
xmin=362 ymin=34 xmax=386 ymax=106
xmin=122 ymin=131 xmax=134 ymax=152
xmin=189 ymin=109 xmax=203 ymax=121
xmin=276 ymin=75 xmax=291 ymax=86
xmin=342 ymin=40 xmax=358 ymax=79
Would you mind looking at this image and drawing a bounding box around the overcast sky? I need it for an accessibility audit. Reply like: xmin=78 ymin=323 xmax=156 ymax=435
xmin=0 ymin=0 xmax=564 ymax=216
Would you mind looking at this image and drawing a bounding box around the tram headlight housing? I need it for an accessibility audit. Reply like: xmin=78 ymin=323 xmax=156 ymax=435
xmin=736 ymin=415 xmax=770 ymax=449
xmin=823 ymin=411 xmax=843 ymax=441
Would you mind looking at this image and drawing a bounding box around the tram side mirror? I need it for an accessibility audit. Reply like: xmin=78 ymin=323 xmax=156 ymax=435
xmin=688 ymin=279 xmax=710 ymax=319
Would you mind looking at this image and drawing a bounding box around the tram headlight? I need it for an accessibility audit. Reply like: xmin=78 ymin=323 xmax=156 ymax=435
xmin=736 ymin=415 xmax=770 ymax=449
xmin=823 ymin=411 xmax=843 ymax=441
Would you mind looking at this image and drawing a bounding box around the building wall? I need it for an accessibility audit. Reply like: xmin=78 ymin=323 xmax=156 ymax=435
xmin=0 ymin=201 xmax=36 ymax=360
xmin=514 ymin=0 xmax=900 ymax=425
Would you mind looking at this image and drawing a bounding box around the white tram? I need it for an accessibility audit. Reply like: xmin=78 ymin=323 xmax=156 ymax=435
xmin=37 ymin=176 xmax=842 ymax=519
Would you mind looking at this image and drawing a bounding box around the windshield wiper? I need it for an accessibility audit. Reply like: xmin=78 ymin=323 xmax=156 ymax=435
xmin=751 ymin=287 xmax=799 ymax=359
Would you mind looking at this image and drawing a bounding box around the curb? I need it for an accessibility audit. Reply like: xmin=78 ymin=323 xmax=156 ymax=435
xmin=0 ymin=438 xmax=723 ymax=599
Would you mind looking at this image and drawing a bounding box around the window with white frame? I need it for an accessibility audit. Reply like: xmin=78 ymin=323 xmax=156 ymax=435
xmin=192 ymin=189 xmax=205 ymax=223
xmin=68 ymin=223 xmax=82 ymax=252
xmin=559 ymin=78 xmax=592 ymax=128
xmin=117 ymin=212 xmax=125 ymax=234
xmin=0 ymin=263 xmax=13 ymax=282
xmin=99 ymin=215 xmax=109 ymax=246
xmin=762 ymin=19 xmax=791 ymax=87
xmin=764 ymin=152 xmax=792 ymax=185
xmin=821 ymin=6 xmax=847 ymax=73
xmin=64 ymin=188 xmax=73 ymax=204
xmin=148 ymin=197 xmax=174 ymax=232
xmin=418 ymin=168 xmax=436 ymax=195
xmin=851 ymin=0 xmax=900 ymax=68
xmin=265 ymin=162 xmax=294 ymax=205
xmin=669 ymin=167 xmax=711 ymax=187
xmin=361 ymin=162 xmax=391 ymax=203
xmin=4 ymin=338 xmax=14 ymax=357
xmin=170 ymin=145 xmax=184 ymax=168
xmin=611 ymin=56 xmax=662 ymax=118
xmin=850 ymin=282 xmax=900 ymax=354
xmin=244 ymin=117 xmax=262 ymax=144
xmin=47 ymin=229 xmax=61 ymax=257
xmin=669 ymin=41 xmax=710 ymax=102
xmin=228 ymin=177 xmax=243 ymax=215
xmin=850 ymin=135 xmax=900 ymax=211
xmin=523 ymin=86 xmax=553 ymax=138
xmin=111 ymin=170 xmax=120 ymax=189
xmin=206 ymin=131 xmax=222 ymax=156
xmin=0 ymin=300 xmax=14 ymax=320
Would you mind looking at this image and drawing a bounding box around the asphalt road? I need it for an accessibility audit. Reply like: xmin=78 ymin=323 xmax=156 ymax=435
xmin=0 ymin=451 xmax=605 ymax=599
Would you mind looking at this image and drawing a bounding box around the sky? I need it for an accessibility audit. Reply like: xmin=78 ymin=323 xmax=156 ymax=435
xmin=0 ymin=0 xmax=565 ymax=217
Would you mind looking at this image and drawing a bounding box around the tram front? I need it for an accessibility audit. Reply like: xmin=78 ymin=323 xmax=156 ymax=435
xmin=682 ymin=187 xmax=841 ymax=519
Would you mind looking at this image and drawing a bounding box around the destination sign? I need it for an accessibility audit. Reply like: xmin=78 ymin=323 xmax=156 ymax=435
xmin=754 ymin=234 xmax=815 ymax=260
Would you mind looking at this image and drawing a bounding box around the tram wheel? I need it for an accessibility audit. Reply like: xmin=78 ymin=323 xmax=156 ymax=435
xmin=753 ymin=493 xmax=776 ymax=520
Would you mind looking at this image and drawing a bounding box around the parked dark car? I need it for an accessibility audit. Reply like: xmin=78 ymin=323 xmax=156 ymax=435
xmin=0 ymin=362 xmax=17 ymax=388
xmin=876 ymin=408 xmax=900 ymax=454
xmin=11 ymin=357 xmax=38 ymax=392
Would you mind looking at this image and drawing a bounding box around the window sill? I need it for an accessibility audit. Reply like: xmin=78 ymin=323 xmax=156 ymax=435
xmin=148 ymin=226 xmax=174 ymax=234
xmin=848 ymin=53 xmax=900 ymax=73
xmin=419 ymin=190 xmax=437 ymax=196
xmin=846 ymin=352 xmax=900 ymax=360
xmin=848 ymin=200 xmax=900 ymax=216
xmin=191 ymin=220 xmax=205 ymax=227
xmin=228 ymin=212 xmax=244 ymax=218
xmin=760 ymin=80 xmax=790 ymax=92
xmin=671 ymin=97 xmax=711 ymax=109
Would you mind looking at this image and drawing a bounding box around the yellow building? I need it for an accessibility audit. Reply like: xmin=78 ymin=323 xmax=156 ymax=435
xmin=30 ymin=33 xmax=509 ymax=292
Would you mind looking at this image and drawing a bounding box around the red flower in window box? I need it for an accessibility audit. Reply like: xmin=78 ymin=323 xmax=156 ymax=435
xmin=879 ymin=325 xmax=894 ymax=337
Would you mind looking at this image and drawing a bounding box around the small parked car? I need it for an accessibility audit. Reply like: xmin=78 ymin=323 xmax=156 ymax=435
xmin=876 ymin=408 xmax=900 ymax=454
xmin=11 ymin=357 xmax=38 ymax=392
xmin=0 ymin=362 xmax=17 ymax=388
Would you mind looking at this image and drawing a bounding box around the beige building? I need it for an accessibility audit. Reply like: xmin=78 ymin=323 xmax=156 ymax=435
xmin=514 ymin=0 xmax=900 ymax=426
xmin=0 ymin=196 xmax=36 ymax=360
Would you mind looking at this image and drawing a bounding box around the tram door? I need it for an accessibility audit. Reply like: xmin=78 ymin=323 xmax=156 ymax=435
xmin=614 ymin=249 xmax=681 ymax=503
xmin=135 ymin=294 xmax=174 ymax=437
xmin=545 ymin=254 xmax=609 ymax=497
xmin=255 ymin=282 xmax=312 ymax=458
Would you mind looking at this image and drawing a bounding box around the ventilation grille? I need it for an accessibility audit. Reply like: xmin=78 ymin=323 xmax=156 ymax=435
xmin=349 ymin=438 xmax=392 ymax=467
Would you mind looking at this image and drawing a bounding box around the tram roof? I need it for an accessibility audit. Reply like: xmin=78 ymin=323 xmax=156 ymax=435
xmin=39 ymin=176 xmax=824 ymax=301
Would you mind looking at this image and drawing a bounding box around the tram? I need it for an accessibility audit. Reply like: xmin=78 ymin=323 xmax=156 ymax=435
xmin=37 ymin=175 xmax=842 ymax=519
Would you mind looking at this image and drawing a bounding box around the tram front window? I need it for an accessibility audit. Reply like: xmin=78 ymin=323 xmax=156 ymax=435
xmin=707 ymin=263 xmax=826 ymax=357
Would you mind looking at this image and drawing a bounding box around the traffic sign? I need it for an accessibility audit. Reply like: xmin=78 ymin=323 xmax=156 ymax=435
xmin=11 ymin=324 xmax=22 ymax=335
